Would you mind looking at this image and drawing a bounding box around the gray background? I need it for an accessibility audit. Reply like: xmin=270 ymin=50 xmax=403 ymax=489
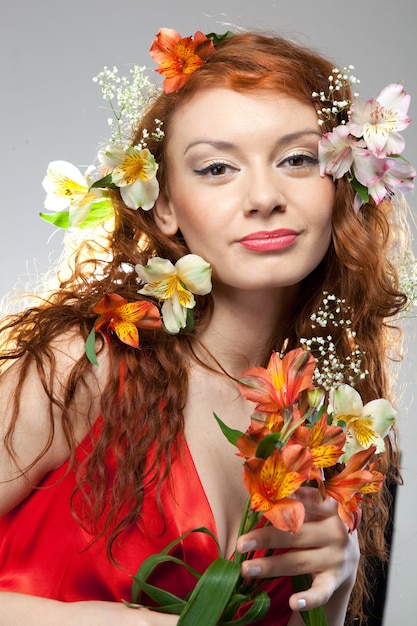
xmin=2 ymin=1 xmax=416 ymax=623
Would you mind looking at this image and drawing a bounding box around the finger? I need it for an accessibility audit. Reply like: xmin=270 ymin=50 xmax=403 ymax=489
xmin=240 ymin=546 xmax=331 ymax=579
xmin=295 ymin=487 xmax=338 ymax=521
xmin=289 ymin=571 xmax=336 ymax=612
xmin=237 ymin=515 xmax=349 ymax=554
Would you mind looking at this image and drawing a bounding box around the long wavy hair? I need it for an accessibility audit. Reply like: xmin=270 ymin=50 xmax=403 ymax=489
xmin=1 ymin=32 xmax=407 ymax=623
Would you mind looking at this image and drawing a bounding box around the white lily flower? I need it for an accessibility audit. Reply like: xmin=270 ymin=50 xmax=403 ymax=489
xmin=353 ymin=147 xmax=416 ymax=205
xmin=135 ymin=254 xmax=212 ymax=333
xmin=349 ymin=83 xmax=411 ymax=158
xmin=329 ymin=383 xmax=396 ymax=462
xmin=98 ymin=145 xmax=159 ymax=210
xmin=42 ymin=160 xmax=100 ymax=226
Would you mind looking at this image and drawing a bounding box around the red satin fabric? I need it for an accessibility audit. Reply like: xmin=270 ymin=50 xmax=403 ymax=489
xmin=0 ymin=418 xmax=292 ymax=625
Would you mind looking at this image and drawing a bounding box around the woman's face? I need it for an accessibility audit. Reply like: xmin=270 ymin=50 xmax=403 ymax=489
xmin=155 ymin=88 xmax=335 ymax=295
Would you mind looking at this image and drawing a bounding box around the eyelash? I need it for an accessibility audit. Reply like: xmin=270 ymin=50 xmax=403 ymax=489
xmin=193 ymin=153 xmax=318 ymax=177
xmin=194 ymin=162 xmax=234 ymax=177
xmin=280 ymin=154 xmax=318 ymax=168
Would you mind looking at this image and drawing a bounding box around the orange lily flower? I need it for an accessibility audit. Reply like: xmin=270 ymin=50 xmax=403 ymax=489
xmin=149 ymin=28 xmax=215 ymax=93
xmin=243 ymin=444 xmax=313 ymax=533
xmin=93 ymin=293 xmax=162 ymax=348
xmin=320 ymin=445 xmax=384 ymax=531
xmin=238 ymin=349 xmax=316 ymax=414
xmin=291 ymin=414 xmax=346 ymax=469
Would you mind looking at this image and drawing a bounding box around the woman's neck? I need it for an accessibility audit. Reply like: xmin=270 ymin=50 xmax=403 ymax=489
xmin=193 ymin=284 xmax=299 ymax=377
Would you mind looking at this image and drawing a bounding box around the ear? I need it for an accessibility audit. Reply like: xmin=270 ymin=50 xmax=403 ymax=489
xmin=153 ymin=191 xmax=179 ymax=236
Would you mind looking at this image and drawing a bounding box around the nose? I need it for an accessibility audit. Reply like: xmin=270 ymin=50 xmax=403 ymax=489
xmin=243 ymin=166 xmax=286 ymax=216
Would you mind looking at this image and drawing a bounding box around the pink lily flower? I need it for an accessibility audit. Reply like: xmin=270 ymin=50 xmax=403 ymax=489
xmin=349 ymin=83 xmax=411 ymax=158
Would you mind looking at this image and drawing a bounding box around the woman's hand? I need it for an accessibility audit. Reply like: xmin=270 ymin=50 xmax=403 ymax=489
xmin=235 ymin=487 xmax=360 ymax=622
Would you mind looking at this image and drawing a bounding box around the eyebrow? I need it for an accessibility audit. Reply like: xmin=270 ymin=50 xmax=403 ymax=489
xmin=183 ymin=130 xmax=322 ymax=155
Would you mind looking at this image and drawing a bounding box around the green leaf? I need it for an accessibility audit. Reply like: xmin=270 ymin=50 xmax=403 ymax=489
xmin=177 ymin=558 xmax=241 ymax=626
xmin=350 ymin=175 xmax=369 ymax=204
xmin=182 ymin=308 xmax=195 ymax=333
xmin=90 ymin=173 xmax=118 ymax=189
xmin=131 ymin=527 xmax=222 ymax=604
xmin=255 ymin=433 xmax=281 ymax=459
xmin=206 ymin=31 xmax=235 ymax=46
xmin=78 ymin=198 xmax=114 ymax=228
xmin=220 ymin=591 xmax=271 ymax=625
xmin=39 ymin=210 xmax=70 ymax=229
xmin=213 ymin=412 xmax=244 ymax=446
xmin=85 ymin=326 xmax=98 ymax=366
xmin=291 ymin=575 xmax=328 ymax=626
xmin=122 ymin=599 xmax=186 ymax=614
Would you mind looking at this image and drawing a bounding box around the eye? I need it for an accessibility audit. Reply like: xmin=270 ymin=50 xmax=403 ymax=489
xmin=280 ymin=154 xmax=319 ymax=168
xmin=194 ymin=162 xmax=233 ymax=177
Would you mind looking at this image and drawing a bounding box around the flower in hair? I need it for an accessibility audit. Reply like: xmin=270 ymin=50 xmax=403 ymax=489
xmin=328 ymin=383 xmax=396 ymax=462
xmin=348 ymin=83 xmax=411 ymax=157
xmin=97 ymin=145 xmax=159 ymax=210
xmin=85 ymin=293 xmax=162 ymax=365
xmin=318 ymin=82 xmax=415 ymax=210
xmin=41 ymin=160 xmax=114 ymax=228
xmin=135 ymin=254 xmax=212 ymax=334
xmin=150 ymin=28 xmax=215 ymax=93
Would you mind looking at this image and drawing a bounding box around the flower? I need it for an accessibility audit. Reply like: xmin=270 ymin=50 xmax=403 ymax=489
xmin=352 ymin=147 xmax=416 ymax=205
xmin=135 ymin=254 xmax=212 ymax=333
xmin=238 ymin=349 xmax=316 ymax=414
xmin=318 ymin=80 xmax=415 ymax=210
xmin=98 ymin=145 xmax=159 ymax=210
xmin=291 ymin=413 xmax=346 ymax=469
xmin=328 ymin=383 xmax=396 ymax=461
xmin=150 ymin=28 xmax=215 ymax=93
xmin=318 ymin=124 xmax=358 ymax=179
xmin=319 ymin=446 xmax=384 ymax=531
xmin=93 ymin=293 xmax=162 ymax=348
xmin=243 ymin=444 xmax=313 ymax=533
xmin=42 ymin=160 xmax=102 ymax=227
xmin=349 ymin=83 xmax=411 ymax=158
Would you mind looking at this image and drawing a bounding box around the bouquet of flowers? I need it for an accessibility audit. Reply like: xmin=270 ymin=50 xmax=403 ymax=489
xmin=126 ymin=340 xmax=395 ymax=626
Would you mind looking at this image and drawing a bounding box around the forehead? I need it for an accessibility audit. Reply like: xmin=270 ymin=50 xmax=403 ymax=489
xmin=166 ymin=88 xmax=319 ymax=147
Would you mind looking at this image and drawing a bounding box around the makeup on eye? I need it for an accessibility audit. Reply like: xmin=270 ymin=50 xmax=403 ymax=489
xmin=192 ymin=151 xmax=319 ymax=178
xmin=193 ymin=161 xmax=238 ymax=176
xmin=278 ymin=153 xmax=319 ymax=169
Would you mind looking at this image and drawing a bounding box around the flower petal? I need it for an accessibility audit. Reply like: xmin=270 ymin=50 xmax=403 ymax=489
xmin=329 ymin=384 xmax=363 ymax=419
xmin=136 ymin=257 xmax=176 ymax=283
xmin=120 ymin=176 xmax=159 ymax=211
xmin=175 ymin=254 xmax=212 ymax=294
xmin=113 ymin=321 xmax=140 ymax=348
xmin=161 ymin=297 xmax=186 ymax=334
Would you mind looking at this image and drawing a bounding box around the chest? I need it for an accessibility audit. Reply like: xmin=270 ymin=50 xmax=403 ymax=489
xmin=184 ymin=376 xmax=253 ymax=558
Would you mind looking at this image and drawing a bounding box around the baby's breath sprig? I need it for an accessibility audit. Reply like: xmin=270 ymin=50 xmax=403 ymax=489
xmin=300 ymin=292 xmax=368 ymax=390
xmin=93 ymin=65 xmax=163 ymax=146
xmin=397 ymin=251 xmax=417 ymax=315
xmin=312 ymin=66 xmax=360 ymax=126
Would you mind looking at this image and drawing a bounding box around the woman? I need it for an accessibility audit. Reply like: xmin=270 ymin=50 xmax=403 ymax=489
xmin=0 ymin=29 xmax=413 ymax=625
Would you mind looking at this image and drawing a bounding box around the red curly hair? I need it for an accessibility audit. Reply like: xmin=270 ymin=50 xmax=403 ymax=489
xmin=1 ymin=32 xmax=407 ymax=623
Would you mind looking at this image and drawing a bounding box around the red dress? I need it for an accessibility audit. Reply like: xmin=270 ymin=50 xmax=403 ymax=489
xmin=0 ymin=418 xmax=293 ymax=625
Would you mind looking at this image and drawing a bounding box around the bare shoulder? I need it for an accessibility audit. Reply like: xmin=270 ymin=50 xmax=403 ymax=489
xmin=0 ymin=328 xmax=110 ymax=515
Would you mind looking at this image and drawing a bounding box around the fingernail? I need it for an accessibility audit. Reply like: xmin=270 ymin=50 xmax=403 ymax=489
xmin=246 ymin=565 xmax=262 ymax=577
xmin=297 ymin=599 xmax=307 ymax=610
xmin=239 ymin=539 xmax=257 ymax=552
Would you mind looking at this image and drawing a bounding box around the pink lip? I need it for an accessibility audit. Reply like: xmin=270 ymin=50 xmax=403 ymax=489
xmin=239 ymin=229 xmax=298 ymax=251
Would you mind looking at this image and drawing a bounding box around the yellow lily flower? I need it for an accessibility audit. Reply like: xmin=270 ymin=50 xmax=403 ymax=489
xmin=42 ymin=160 xmax=100 ymax=227
xmin=93 ymin=293 xmax=162 ymax=348
xmin=135 ymin=255 xmax=212 ymax=334
xmin=329 ymin=383 xmax=396 ymax=462
xmin=98 ymin=145 xmax=159 ymax=210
